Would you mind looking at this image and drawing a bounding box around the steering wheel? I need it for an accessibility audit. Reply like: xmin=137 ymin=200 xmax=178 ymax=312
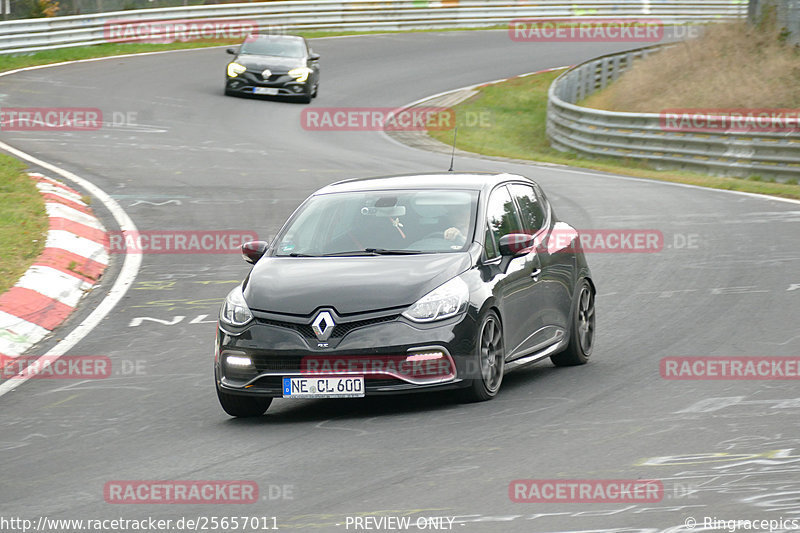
xmin=421 ymin=231 xmax=447 ymax=240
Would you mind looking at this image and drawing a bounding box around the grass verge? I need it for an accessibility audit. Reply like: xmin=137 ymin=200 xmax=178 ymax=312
xmin=427 ymin=70 xmax=800 ymax=201
xmin=0 ymin=155 xmax=48 ymax=297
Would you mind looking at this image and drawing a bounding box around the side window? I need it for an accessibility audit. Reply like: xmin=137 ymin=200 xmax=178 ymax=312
xmin=484 ymin=186 xmax=522 ymax=260
xmin=509 ymin=184 xmax=546 ymax=234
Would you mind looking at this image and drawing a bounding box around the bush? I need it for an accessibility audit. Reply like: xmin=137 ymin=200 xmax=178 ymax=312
xmin=20 ymin=0 xmax=60 ymax=17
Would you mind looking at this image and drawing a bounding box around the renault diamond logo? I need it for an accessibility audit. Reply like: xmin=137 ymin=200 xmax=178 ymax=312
xmin=262 ymin=69 xmax=272 ymax=78
xmin=312 ymin=311 xmax=335 ymax=341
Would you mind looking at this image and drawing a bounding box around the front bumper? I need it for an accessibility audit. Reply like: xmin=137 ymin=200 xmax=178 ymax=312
xmin=225 ymin=70 xmax=309 ymax=97
xmin=215 ymin=309 xmax=479 ymax=397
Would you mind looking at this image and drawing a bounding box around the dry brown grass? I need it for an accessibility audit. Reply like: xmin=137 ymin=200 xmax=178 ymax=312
xmin=582 ymin=20 xmax=800 ymax=112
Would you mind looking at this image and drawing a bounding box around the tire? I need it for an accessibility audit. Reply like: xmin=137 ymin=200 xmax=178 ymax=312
xmin=298 ymin=92 xmax=312 ymax=104
xmin=551 ymin=279 xmax=595 ymax=367
xmin=460 ymin=310 xmax=504 ymax=402
xmin=224 ymin=88 xmax=235 ymax=97
xmin=216 ymin=386 xmax=271 ymax=417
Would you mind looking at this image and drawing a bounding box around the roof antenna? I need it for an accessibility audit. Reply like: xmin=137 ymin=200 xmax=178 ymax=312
xmin=448 ymin=126 xmax=458 ymax=172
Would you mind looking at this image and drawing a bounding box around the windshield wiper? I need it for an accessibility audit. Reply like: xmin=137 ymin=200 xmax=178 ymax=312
xmin=322 ymin=250 xmax=380 ymax=256
xmin=287 ymin=252 xmax=318 ymax=257
xmin=366 ymin=248 xmax=426 ymax=255
xmin=322 ymin=248 xmax=425 ymax=256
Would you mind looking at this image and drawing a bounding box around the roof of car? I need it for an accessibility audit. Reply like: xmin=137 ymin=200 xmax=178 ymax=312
xmin=246 ymin=34 xmax=304 ymax=41
xmin=317 ymin=172 xmax=535 ymax=194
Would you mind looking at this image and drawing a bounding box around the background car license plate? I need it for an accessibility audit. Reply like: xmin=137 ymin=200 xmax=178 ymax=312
xmin=283 ymin=376 xmax=364 ymax=398
xmin=254 ymin=87 xmax=279 ymax=95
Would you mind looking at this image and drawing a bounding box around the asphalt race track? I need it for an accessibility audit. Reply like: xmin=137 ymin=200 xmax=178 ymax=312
xmin=1 ymin=30 xmax=799 ymax=532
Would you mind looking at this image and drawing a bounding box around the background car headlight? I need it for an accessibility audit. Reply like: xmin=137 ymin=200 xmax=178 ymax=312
xmin=220 ymin=285 xmax=253 ymax=326
xmin=288 ymin=67 xmax=312 ymax=83
xmin=402 ymin=277 xmax=469 ymax=323
xmin=227 ymin=62 xmax=247 ymax=77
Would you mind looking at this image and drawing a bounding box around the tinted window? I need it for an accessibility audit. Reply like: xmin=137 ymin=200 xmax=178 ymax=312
xmin=509 ymin=184 xmax=545 ymax=233
xmin=484 ymin=186 xmax=522 ymax=260
xmin=241 ymin=38 xmax=306 ymax=58
xmin=274 ymin=189 xmax=479 ymax=256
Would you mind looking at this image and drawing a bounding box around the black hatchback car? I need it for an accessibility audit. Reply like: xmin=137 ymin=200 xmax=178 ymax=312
xmin=215 ymin=173 xmax=596 ymax=416
xmin=224 ymin=34 xmax=320 ymax=103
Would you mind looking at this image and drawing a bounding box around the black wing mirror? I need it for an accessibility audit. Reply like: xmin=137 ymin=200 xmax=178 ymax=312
xmin=498 ymin=233 xmax=534 ymax=257
xmin=242 ymin=240 xmax=269 ymax=264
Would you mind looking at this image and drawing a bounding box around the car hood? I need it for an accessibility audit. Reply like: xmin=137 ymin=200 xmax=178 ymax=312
xmin=243 ymin=254 xmax=473 ymax=316
xmin=235 ymin=54 xmax=304 ymax=72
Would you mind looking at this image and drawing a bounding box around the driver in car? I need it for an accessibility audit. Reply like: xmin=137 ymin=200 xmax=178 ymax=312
xmin=443 ymin=209 xmax=470 ymax=245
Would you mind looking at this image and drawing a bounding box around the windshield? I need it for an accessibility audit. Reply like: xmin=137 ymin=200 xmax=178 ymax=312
xmin=274 ymin=189 xmax=479 ymax=256
xmin=241 ymin=38 xmax=306 ymax=58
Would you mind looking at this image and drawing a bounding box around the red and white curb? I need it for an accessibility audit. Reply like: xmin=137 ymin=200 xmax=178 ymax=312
xmin=0 ymin=172 xmax=108 ymax=367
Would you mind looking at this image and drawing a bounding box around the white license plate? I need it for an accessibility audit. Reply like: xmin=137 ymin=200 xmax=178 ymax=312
xmin=254 ymin=87 xmax=279 ymax=95
xmin=283 ymin=376 xmax=365 ymax=398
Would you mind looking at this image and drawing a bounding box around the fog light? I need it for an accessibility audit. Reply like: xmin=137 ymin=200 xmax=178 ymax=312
xmin=226 ymin=355 xmax=253 ymax=367
xmin=403 ymin=350 xmax=455 ymax=382
xmin=406 ymin=351 xmax=445 ymax=362
xmin=291 ymin=86 xmax=303 ymax=93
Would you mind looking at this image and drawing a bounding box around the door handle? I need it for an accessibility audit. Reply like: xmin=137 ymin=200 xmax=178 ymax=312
xmin=530 ymin=268 xmax=541 ymax=281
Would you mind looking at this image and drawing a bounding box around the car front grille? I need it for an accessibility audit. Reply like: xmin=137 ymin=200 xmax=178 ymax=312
xmin=253 ymin=355 xmax=305 ymax=373
xmin=257 ymin=314 xmax=399 ymax=340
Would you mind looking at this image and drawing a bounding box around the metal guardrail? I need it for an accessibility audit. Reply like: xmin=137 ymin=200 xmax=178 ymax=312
xmin=0 ymin=0 xmax=747 ymax=55
xmin=547 ymin=44 xmax=800 ymax=181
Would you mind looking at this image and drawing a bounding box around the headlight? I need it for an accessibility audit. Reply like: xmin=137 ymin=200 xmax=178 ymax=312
xmin=288 ymin=67 xmax=312 ymax=83
xmin=220 ymin=285 xmax=253 ymax=326
xmin=227 ymin=62 xmax=247 ymax=77
xmin=402 ymin=277 xmax=469 ymax=323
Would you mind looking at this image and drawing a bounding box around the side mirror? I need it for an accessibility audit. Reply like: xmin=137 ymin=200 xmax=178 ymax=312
xmin=226 ymin=48 xmax=237 ymax=55
xmin=308 ymin=52 xmax=320 ymax=61
xmin=242 ymin=240 xmax=268 ymax=264
xmin=499 ymin=233 xmax=534 ymax=257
